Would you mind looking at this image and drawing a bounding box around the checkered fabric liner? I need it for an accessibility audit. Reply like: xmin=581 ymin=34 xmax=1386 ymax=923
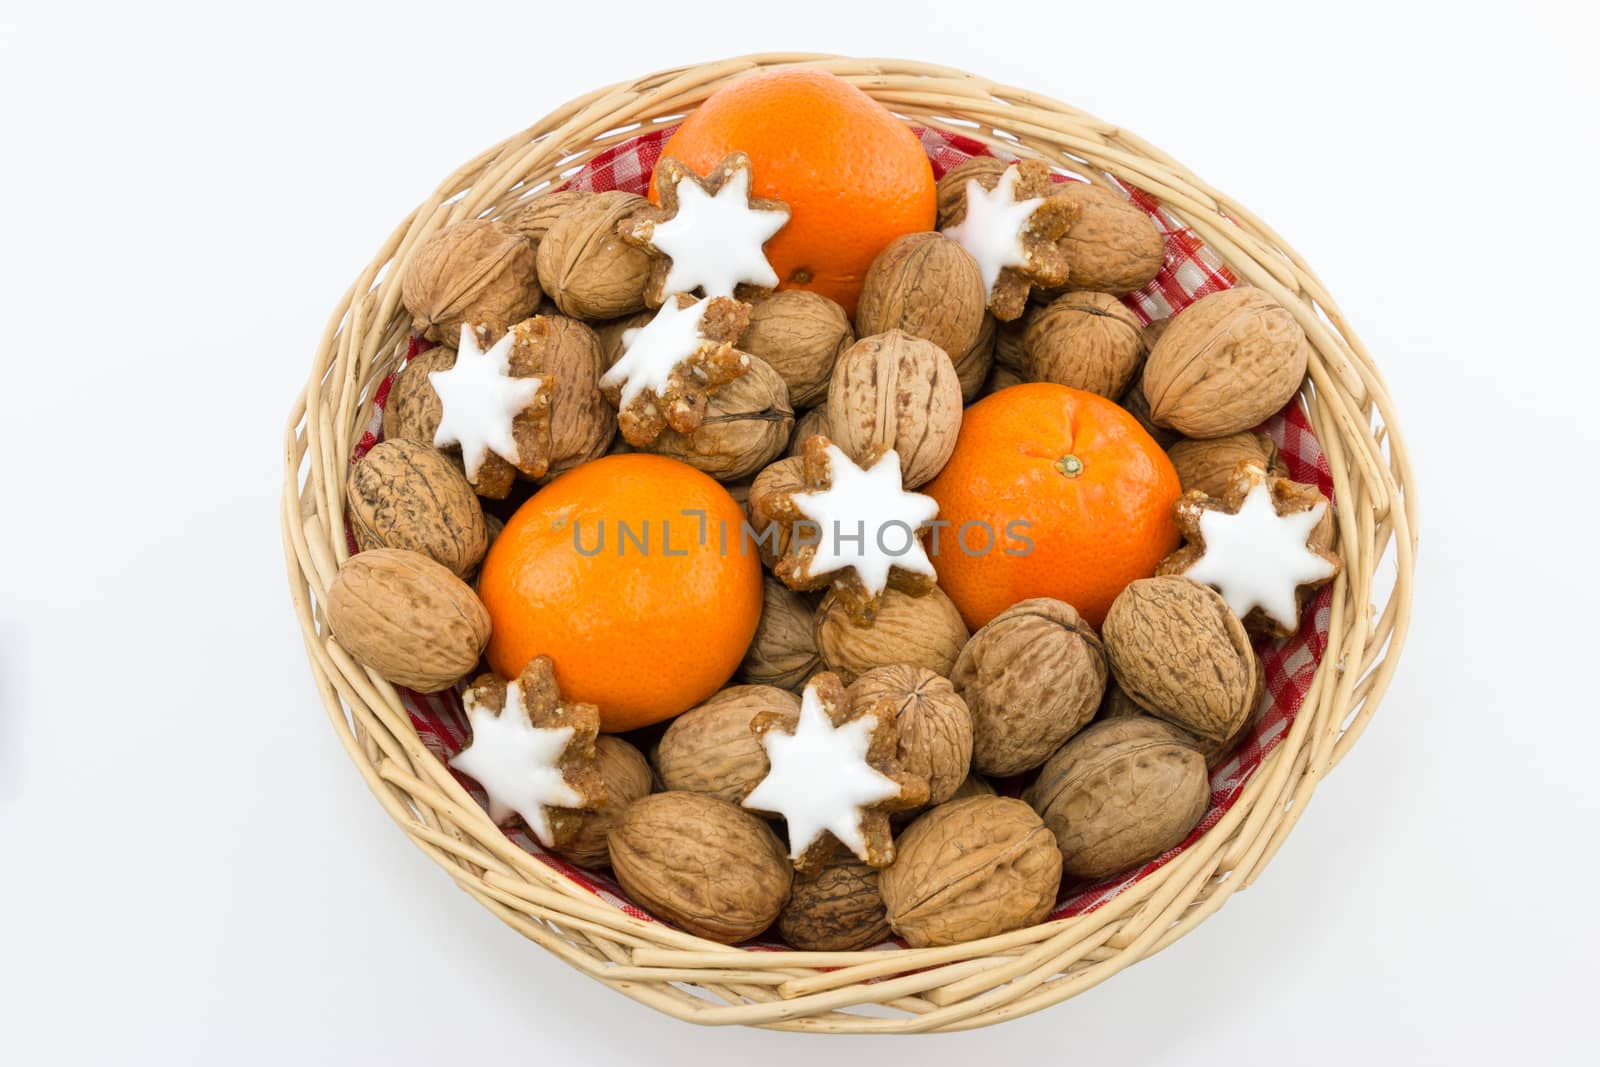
xmin=348 ymin=125 xmax=1332 ymax=940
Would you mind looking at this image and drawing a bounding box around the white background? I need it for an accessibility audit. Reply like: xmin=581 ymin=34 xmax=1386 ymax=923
xmin=3 ymin=2 xmax=1597 ymax=1062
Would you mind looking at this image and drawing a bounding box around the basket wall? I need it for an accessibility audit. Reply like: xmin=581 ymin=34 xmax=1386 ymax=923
xmin=281 ymin=53 xmax=1416 ymax=1033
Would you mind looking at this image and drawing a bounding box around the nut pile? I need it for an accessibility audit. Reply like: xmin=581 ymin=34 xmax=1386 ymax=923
xmin=327 ymin=142 xmax=1340 ymax=950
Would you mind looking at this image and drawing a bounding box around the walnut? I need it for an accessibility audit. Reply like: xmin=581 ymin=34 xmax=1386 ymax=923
xmin=745 ymin=456 xmax=806 ymax=567
xmin=1024 ymin=291 xmax=1146 ymax=398
xmin=786 ymin=405 xmax=829 ymax=457
xmin=954 ymin=312 xmax=998 ymax=401
xmin=535 ymin=191 xmax=653 ymax=320
xmin=1166 ymin=432 xmax=1281 ymax=498
xmin=879 ymin=796 xmax=1062 ymax=947
xmin=507 ymin=315 xmax=616 ymax=480
xmin=848 ymin=665 xmax=974 ymax=807
xmin=608 ymin=792 xmax=792 ymax=944
xmin=381 ymin=345 xmax=453 ymax=449
xmin=325 ymin=548 xmax=489 ymax=693
xmin=653 ymin=685 xmax=797 ymax=803
xmin=549 ymin=735 xmax=654 ymax=870
xmin=502 ymin=189 xmax=593 ymax=246
xmin=1102 ymin=576 xmax=1256 ymax=743
xmin=346 ymin=439 xmax=488 ymax=578
xmin=645 ymin=354 xmax=793 ymax=481
xmin=856 ymin=233 xmax=987 ymax=365
xmin=738 ymin=578 xmax=823 ymax=692
xmin=739 ymin=290 xmax=852 ymax=408
xmin=1118 ymin=373 xmax=1180 ymax=448
xmin=993 ymin=299 xmax=1038 ymax=371
xmin=1143 ymin=287 xmax=1311 ymax=438
xmin=952 ymin=598 xmax=1108 ymax=777
xmin=401 ymin=220 xmax=540 ymax=344
xmin=778 ymin=855 xmax=891 ymax=951
xmin=1023 ymin=717 xmax=1209 ymax=879
xmin=814 ymin=585 xmax=969 ymax=686
xmin=827 ymin=331 xmax=963 ymax=489
xmin=1051 ymin=182 xmax=1166 ymax=295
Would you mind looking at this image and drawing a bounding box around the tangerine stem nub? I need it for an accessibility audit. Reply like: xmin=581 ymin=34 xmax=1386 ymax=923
xmin=1055 ymin=454 xmax=1084 ymax=478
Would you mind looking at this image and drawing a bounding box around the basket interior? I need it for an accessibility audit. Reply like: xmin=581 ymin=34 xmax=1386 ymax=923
xmin=346 ymin=123 xmax=1338 ymax=947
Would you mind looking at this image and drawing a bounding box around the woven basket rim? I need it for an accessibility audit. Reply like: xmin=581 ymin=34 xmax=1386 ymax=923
xmin=280 ymin=52 xmax=1418 ymax=1033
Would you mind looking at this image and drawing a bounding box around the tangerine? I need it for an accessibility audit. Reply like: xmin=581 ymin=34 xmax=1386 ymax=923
xmin=477 ymin=453 xmax=762 ymax=732
xmin=651 ymin=68 xmax=935 ymax=317
xmin=923 ymin=383 xmax=1181 ymax=630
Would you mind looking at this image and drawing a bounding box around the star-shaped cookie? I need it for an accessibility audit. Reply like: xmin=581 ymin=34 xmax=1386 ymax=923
xmin=598 ymin=293 xmax=752 ymax=447
xmin=742 ymin=672 xmax=929 ymax=872
xmin=448 ymin=656 xmax=606 ymax=849
xmin=769 ymin=434 xmax=941 ymax=625
xmin=1158 ymin=463 xmax=1342 ymax=637
xmin=942 ymin=160 xmax=1079 ymax=322
xmin=428 ymin=322 xmax=553 ymax=498
xmin=624 ymin=153 xmax=790 ymax=307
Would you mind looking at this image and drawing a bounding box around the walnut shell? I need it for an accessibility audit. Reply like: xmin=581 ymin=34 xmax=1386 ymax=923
xmin=1102 ymin=576 xmax=1255 ymax=743
xmin=609 ymin=792 xmax=792 ymax=944
xmin=740 ymin=291 xmax=852 ymax=409
xmin=745 ymin=456 xmax=806 ymax=567
xmin=827 ymin=331 xmax=963 ymax=489
xmin=786 ymin=406 xmax=829 ymax=458
xmin=346 ymin=439 xmax=487 ymax=578
xmin=401 ymin=220 xmax=541 ymax=344
xmin=1024 ymin=291 xmax=1145 ymax=398
xmin=1166 ymin=432 xmax=1281 ymax=498
xmin=880 ymin=796 xmax=1062 ymax=947
xmin=814 ymin=585 xmax=969 ymax=686
xmin=381 ymin=345 xmax=454 ymax=448
xmin=325 ymin=548 xmax=490 ymax=693
xmin=1099 ymin=672 xmax=1261 ymax=769
xmin=548 ymin=736 xmax=654 ymax=870
xmin=856 ymin=233 xmax=987 ymax=365
xmin=646 ymin=354 xmax=793 ymax=482
xmin=1117 ymin=374 xmax=1180 ymax=448
xmin=952 ymin=598 xmax=1108 ymax=777
xmin=993 ymin=302 xmax=1035 ymax=371
xmin=508 ymin=315 xmax=616 ymax=480
xmin=1023 ymin=717 xmax=1208 ymax=879
xmin=738 ymin=578 xmax=823 ymax=691
xmin=848 ymin=665 xmax=974 ymax=806
xmin=1143 ymin=288 xmax=1311 ymax=438
xmin=653 ymin=685 xmax=797 ymax=803
xmin=778 ymin=855 xmax=891 ymax=951
xmin=955 ymin=313 xmax=997 ymax=402
xmin=536 ymin=191 xmax=652 ymax=320
xmin=502 ymin=190 xmax=592 ymax=246
xmin=1051 ymin=182 xmax=1166 ymax=295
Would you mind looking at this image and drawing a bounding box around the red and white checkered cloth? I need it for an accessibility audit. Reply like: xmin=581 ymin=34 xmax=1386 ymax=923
xmin=350 ymin=126 xmax=1331 ymax=938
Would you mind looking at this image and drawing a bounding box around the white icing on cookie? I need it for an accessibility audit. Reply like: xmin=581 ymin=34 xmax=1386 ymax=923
xmin=742 ymin=680 xmax=900 ymax=862
xmin=448 ymin=679 xmax=582 ymax=848
xmin=600 ymin=297 xmax=726 ymax=409
xmin=428 ymin=325 xmax=545 ymax=479
xmin=942 ymin=164 xmax=1044 ymax=295
xmin=650 ymin=165 xmax=788 ymax=298
xmin=789 ymin=444 xmax=939 ymax=595
xmin=1184 ymin=479 xmax=1337 ymax=630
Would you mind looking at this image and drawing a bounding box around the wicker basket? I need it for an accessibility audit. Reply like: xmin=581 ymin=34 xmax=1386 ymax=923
xmin=281 ymin=53 xmax=1416 ymax=1033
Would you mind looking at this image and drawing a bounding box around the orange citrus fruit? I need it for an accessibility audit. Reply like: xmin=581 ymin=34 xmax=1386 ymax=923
xmin=477 ymin=453 xmax=762 ymax=732
xmin=923 ymin=383 xmax=1181 ymax=631
xmin=651 ymin=68 xmax=936 ymax=317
